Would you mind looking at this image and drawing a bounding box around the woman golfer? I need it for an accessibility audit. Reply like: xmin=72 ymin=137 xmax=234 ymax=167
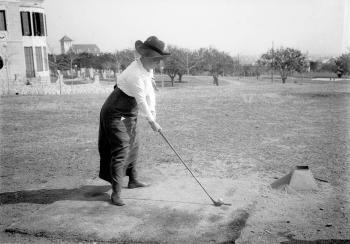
xmin=98 ymin=36 xmax=170 ymax=206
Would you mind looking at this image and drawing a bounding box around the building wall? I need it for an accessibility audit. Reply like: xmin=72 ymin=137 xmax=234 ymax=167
xmin=341 ymin=0 xmax=350 ymax=53
xmin=0 ymin=19 xmax=8 ymax=83
xmin=61 ymin=40 xmax=72 ymax=54
xmin=0 ymin=0 xmax=49 ymax=88
xmin=0 ymin=44 xmax=7 ymax=85
xmin=0 ymin=1 xmax=26 ymax=84
xmin=21 ymin=5 xmax=49 ymax=81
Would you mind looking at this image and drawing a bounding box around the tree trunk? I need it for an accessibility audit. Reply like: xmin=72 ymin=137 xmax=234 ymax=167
xmin=213 ymin=74 xmax=219 ymax=86
xmin=178 ymin=74 xmax=182 ymax=82
xmin=280 ymin=69 xmax=287 ymax=84
xmin=167 ymin=73 xmax=176 ymax=87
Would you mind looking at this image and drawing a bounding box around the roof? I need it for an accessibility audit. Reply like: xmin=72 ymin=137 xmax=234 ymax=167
xmin=19 ymin=0 xmax=45 ymax=8
xmin=20 ymin=0 xmax=44 ymax=5
xmin=70 ymin=44 xmax=100 ymax=54
xmin=60 ymin=35 xmax=73 ymax=42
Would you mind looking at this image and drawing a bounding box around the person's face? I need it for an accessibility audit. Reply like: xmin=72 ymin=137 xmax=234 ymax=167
xmin=142 ymin=57 xmax=162 ymax=70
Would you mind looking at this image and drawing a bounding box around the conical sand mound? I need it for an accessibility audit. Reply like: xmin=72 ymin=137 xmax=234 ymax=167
xmin=271 ymin=166 xmax=318 ymax=191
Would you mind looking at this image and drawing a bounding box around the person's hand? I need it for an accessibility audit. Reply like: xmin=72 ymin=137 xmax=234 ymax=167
xmin=151 ymin=111 xmax=156 ymax=120
xmin=148 ymin=120 xmax=162 ymax=132
xmin=152 ymin=78 xmax=159 ymax=91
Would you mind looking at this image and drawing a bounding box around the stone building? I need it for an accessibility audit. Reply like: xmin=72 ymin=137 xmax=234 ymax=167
xmin=60 ymin=35 xmax=100 ymax=55
xmin=0 ymin=0 xmax=49 ymax=87
xmin=60 ymin=35 xmax=72 ymax=55
xmin=70 ymin=44 xmax=100 ymax=55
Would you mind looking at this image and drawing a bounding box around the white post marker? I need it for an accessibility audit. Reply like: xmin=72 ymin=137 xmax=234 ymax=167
xmin=160 ymin=60 xmax=164 ymax=88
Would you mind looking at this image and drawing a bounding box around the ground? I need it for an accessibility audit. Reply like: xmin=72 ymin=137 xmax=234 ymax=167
xmin=0 ymin=76 xmax=349 ymax=243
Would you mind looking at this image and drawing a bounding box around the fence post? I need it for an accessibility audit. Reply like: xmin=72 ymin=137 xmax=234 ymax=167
xmin=160 ymin=66 xmax=164 ymax=88
xmin=94 ymin=75 xmax=100 ymax=85
xmin=59 ymin=74 xmax=63 ymax=95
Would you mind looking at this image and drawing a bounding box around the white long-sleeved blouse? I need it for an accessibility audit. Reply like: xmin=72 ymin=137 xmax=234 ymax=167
xmin=116 ymin=59 xmax=156 ymax=122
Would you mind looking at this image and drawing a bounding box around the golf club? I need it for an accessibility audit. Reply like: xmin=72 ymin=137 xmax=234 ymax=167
xmin=159 ymin=130 xmax=231 ymax=207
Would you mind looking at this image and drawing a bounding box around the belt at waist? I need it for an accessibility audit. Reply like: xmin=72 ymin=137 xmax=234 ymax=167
xmin=101 ymin=87 xmax=138 ymax=118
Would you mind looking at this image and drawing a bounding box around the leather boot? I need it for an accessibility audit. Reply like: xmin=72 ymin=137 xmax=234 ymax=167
xmin=111 ymin=182 xmax=125 ymax=206
xmin=128 ymin=179 xmax=150 ymax=189
xmin=111 ymin=192 xmax=125 ymax=206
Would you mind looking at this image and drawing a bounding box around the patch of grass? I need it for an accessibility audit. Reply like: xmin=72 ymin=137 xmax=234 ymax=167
xmin=0 ymin=77 xmax=349 ymax=194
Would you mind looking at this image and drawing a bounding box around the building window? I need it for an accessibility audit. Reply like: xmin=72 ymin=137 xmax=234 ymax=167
xmin=20 ymin=12 xmax=32 ymax=36
xmin=35 ymin=47 xmax=43 ymax=71
xmin=32 ymin=12 xmax=45 ymax=36
xmin=24 ymin=47 xmax=35 ymax=78
xmin=0 ymin=10 xmax=7 ymax=31
xmin=43 ymin=46 xmax=48 ymax=71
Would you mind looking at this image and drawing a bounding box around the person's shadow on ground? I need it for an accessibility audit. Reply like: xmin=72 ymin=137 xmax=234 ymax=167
xmin=280 ymin=239 xmax=350 ymax=244
xmin=279 ymin=232 xmax=350 ymax=244
xmin=0 ymin=185 xmax=111 ymax=204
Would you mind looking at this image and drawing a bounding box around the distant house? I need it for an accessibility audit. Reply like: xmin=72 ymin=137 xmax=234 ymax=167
xmin=60 ymin=35 xmax=100 ymax=55
xmin=59 ymin=35 xmax=73 ymax=55
xmin=70 ymin=44 xmax=100 ymax=55
xmin=0 ymin=0 xmax=50 ymax=84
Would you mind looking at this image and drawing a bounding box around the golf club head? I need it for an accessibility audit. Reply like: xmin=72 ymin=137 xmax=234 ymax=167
xmin=214 ymin=201 xmax=223 ymax=206
xmin=213 ymin=202 xmax=232 ymax=206
xmin=213 ymin=198 xmax=232 ymax=207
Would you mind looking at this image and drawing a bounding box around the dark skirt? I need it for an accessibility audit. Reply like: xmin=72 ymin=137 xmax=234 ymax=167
xmin=98 ymin=88 xmax=139 ymax=186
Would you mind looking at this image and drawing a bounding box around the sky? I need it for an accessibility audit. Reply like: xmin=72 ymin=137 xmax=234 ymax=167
xmin=43 ymin=0 xmax=350 ymax=57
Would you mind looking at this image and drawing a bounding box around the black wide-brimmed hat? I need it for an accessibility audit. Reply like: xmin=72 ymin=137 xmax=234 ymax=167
xmin=135 ymin=36 xmax=170 ymax=58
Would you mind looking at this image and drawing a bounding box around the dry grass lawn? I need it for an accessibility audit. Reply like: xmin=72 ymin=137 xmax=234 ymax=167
xmin=0 ymin=76 xmax=349 ymax=243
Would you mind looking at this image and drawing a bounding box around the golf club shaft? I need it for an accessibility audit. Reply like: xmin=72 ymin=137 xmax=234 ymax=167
xmin=158 ymin=130 xmax=216 ymax=204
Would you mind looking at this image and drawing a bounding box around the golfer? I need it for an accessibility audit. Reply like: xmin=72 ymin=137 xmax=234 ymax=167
xmin=98 ymin=36 xmax=170 ymax=206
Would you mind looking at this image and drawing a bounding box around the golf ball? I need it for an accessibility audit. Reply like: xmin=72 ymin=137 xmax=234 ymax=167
xmin=218 ymin=198 xmax=224 ymax=203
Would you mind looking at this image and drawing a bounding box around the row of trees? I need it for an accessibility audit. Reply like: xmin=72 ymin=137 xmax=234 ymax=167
xmin=309 ymin=53 xmax=350 ymax=77
xmin=49 ymin=50 xmax=135 ymax=78
xmin=49 ymin=46 xmax=350 ymax=84
xmin=258 ymin=48 xmax=350 ymax=83
xmin=49 ymin=46 xmax=240 ymax=83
